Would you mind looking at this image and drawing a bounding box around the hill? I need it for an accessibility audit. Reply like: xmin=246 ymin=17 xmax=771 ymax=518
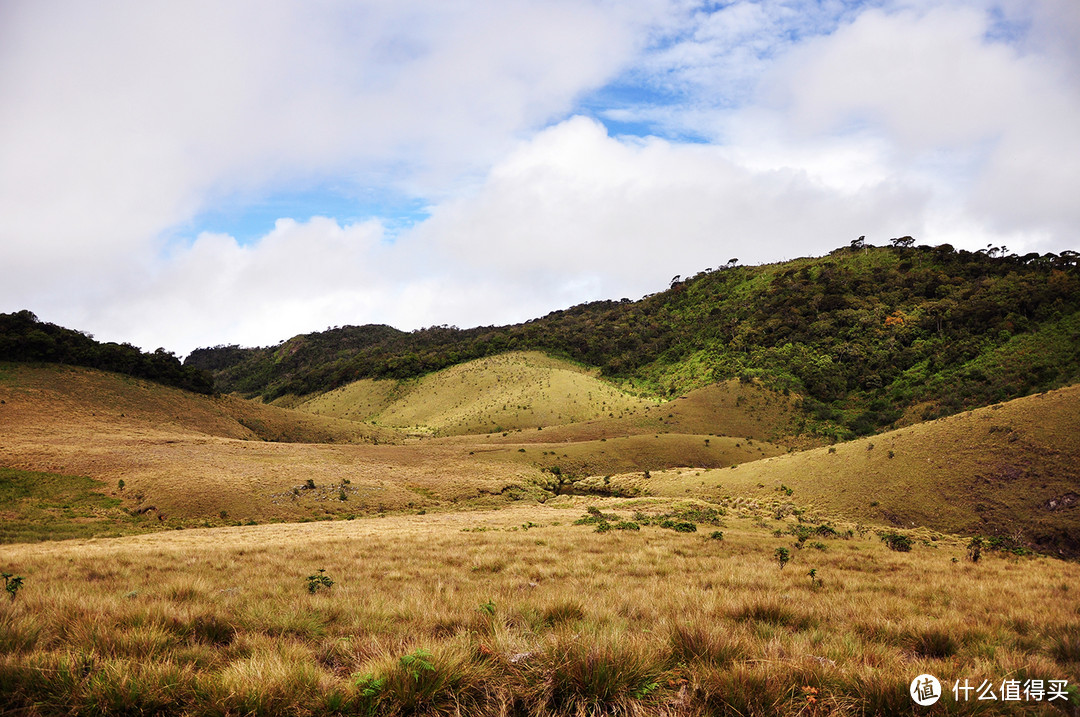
xmin=0 ymin=363 xmax=796 ymax=533
xmin=0 ymin=310 xmax=214 ymax=394
xmin=2 ymin=360 xmax=1076 ymax=556
xmin=291 ymin=351 xmax=658 ymax=436
xmin=608 ymin=384 xmax=1080 ymax=557
xmin=187 ymin=243 xmax=1080 ymax=440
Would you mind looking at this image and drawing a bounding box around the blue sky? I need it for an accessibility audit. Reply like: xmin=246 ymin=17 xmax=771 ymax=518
xmin=2 ymin=0 xmax=1078 ymax=354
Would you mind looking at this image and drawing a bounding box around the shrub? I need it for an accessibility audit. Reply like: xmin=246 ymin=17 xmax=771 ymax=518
xmin=306 ymin=569 xmax=334 ymax=594
xmin=774 ymin=547 xmax=790 ymax=569
xmin=2 ymin=572 xmax=24 ymax=601
xmin=967 ymin=536 xmax=984 ymax=563
xmin=880 ymin=533 xmax=912 ymax=552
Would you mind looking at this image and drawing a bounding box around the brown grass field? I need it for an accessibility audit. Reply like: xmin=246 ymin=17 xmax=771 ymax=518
xmin=2 ymin=502 xmax=1079 ymax=715
xmin=1 ymin=359 xmax=1078 ymax=714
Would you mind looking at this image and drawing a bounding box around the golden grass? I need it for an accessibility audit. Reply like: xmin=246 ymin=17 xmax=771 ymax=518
xmin=634 ymin=385 xmax=1080 ymax=557
xmin=1 ymin=501 xmax=1077 ymax=715
xmin=0 ymin=363 xmax=793 ymax=529
xmin=0 ymin=362 xmax=394 ymax=444
xmin=296 ymin=352 xmax=659 ymax=436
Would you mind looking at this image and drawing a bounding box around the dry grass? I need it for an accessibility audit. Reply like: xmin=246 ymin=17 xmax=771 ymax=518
xmin=1 ymin=501 xmax=1077 ymax=715
xmin=295 ymin=352 xmax=659 ymax=437
xmin=635 ymin=385 xmax=1080 ymax=557
xmin=0 ymin=364 xmax=792 ymax=529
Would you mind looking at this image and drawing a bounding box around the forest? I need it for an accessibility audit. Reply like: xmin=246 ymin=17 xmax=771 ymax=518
xmin=0 ymin=310 xmax=215 ymax=395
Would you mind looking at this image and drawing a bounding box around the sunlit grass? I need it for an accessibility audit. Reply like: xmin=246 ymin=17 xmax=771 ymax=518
xmin=1 ymin=501 xmax=1076 ymax=715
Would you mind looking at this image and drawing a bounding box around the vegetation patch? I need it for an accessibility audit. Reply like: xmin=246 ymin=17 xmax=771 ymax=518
xmin=0 ymin=467 xmax=149 ymax=543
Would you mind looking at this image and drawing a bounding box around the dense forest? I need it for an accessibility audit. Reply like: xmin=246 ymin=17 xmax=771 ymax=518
xmin=0 ymin=310 xmax=215 ymax=395
xmin=187 ymin=242 xmax=1080 ymax=440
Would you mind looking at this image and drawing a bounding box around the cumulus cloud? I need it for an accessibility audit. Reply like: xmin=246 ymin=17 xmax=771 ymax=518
xmin=0 ymin=0 xmax=664 ymax=335
xmin=1 ymin=0 xmax=1078 ymax=354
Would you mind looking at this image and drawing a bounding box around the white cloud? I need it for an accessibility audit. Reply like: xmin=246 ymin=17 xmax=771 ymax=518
xmin=1 ymin=0 xmax=1078 ymax=355
xmin=755 ymin=3 xmax=1080 ymax=242
xmin=0 ymin=0 xmax=664 ymax=328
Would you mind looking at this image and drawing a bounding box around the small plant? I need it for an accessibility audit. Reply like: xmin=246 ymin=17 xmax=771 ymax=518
xmin=117 ymin=479 xmax=125 ymax=491
xmin=709 ymin=530 xmax=724 ymax=541
xmin=808 ymin=568 xmax=822 ymax=589
xmin=306 ymin=568 xmax=334 ymax=594
xmin=354 ymin=672 xmax=386 ymax=704
xmin=775 ymin=547 xmax=790 ymax=570
xmin=399 ymin=648 xmax=436 ymax=682
xmin=478 ymin=599 xmax=496 ymax=617
xmin=3 ymin=572 xmax=24 ymax=601
xmin=338 ymin=488 xmax=347 ymax=501
xmin=304 ymin=478 xmax=316 ymax=490
xmin=967 ymin=536 xmax=984 ymax=563
xmin=880 ymin=533 xmax=912 ymax=552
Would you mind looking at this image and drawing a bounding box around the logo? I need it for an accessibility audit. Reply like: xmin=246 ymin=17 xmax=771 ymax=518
xmin=910 ymin=674 xmax=942 ymax=706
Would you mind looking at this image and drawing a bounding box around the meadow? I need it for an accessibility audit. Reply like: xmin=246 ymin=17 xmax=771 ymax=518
xmin=1 ymin=360 xmax=1079 ymax=714
xmin=2 ymin=498 xmax=1079 ymax=715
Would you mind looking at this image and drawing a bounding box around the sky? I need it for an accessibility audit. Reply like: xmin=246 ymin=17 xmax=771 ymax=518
xmin=2 ymin=0 xmax=1078 ymax=356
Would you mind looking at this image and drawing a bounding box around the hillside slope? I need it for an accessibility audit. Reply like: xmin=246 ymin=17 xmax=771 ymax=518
xmin=0 ymin=362 xmax=393 ymax=445
xmin=293 ymin=351 xmax=658 ymax=436
xmin=187 ymin=244 xmax=1080 ymax=440
xmin=632 ymin=384 xmax=1080 ymax=556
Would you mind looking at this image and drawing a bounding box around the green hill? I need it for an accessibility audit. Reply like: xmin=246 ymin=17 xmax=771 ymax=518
xmin=187 ymin=243 xmax=1080 ymax=440
xmin=292 ymin=351 xmax=657 ymax=436
xmin=0 ymin=310 xmax=214 ymax=394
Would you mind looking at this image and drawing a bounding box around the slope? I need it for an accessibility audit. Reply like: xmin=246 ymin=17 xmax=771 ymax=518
xmin=0 ymin=362 xmax=392 ymax=445
xmin=186 ymin=244 xmax=1080 ymax=441
xmin=294 ymin=351 xmax=659 ymax=436
xmin=630 ymin=384 xmax=1080 ymax=556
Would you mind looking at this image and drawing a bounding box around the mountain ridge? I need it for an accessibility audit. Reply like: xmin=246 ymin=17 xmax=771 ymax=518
xmin=186 ymin=242 xmax=1080 ymax=440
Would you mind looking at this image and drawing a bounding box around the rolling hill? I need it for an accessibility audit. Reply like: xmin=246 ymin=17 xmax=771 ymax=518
xmin=605 ymin=384 xmax=1080 ymax=557
xmin=289 ymin=351 xmax=658 ymax=436
xmin=187 ymin=243 xmax=1080 ymax=441
xmin=1 ymin=358 xmax=1077 ymax=555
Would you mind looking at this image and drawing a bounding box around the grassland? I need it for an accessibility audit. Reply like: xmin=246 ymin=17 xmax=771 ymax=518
xmin=1 ymin=356 xmax=1078 ymax=713
xmin=0 ymin=363 xmax=803 ymax=532
xmin=291 ymin=352 xmax=660 ymax=437
xmin=609 ymin=385 xmax=1080 ymax=558
xmin=2 ymin=500 xmax=1078 ymax=715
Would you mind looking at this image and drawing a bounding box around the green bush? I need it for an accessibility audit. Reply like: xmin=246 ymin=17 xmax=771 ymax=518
xmin=305 ymin=569 xmax=334 ymax=594
xmin=880 ymin=533 xmax=912 ymax=552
